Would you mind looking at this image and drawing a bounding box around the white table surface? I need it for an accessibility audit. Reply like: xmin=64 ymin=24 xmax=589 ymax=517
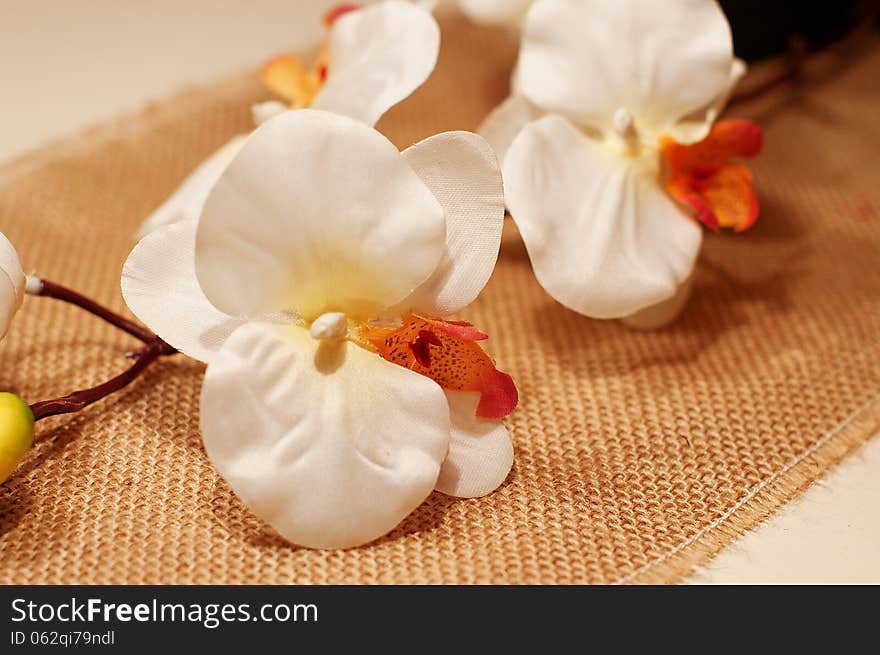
xmin=2 ymin=0 xmax=878 ymax=584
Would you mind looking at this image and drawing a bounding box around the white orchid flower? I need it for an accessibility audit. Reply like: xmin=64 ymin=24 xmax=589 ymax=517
xmin=0 ymin=232 xmax=25 ymax=341
xmin=137 ymin=1 xmax=440 ymax=239
xmin=122 ymin=110 xmax=517 ymax=549
xmin=481 ymin=0 xmax=762 ymax=325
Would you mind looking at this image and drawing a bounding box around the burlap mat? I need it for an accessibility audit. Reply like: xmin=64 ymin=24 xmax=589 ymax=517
xmin=1 ymin=14 xmax=879 ymax=584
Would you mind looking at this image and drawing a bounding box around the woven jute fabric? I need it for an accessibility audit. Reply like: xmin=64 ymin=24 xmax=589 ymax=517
xmin=1 ymin=13 xmax=879 ymax=584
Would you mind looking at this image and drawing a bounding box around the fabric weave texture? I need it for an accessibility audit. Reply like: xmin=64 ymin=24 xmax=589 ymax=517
xmin=0 ymin=14 xmax=878 ymax=584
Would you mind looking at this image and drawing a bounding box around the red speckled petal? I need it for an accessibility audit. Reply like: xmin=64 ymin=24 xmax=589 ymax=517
xmin=423 ymin=317 xmax=489 ymax=341
xmin=360 ymin=314 xmax=518 ymax=419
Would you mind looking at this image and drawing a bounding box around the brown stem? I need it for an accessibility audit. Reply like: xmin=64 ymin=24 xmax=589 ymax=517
xmin=728 ymin=12 xmax=880 ymax=108
xmin=30 ymin=339 xmax=174 ymax=421
xmin=33 ymin=278 xmax=158 ymax=344
xmin=27 ymin=277 xmax=177 ymax=422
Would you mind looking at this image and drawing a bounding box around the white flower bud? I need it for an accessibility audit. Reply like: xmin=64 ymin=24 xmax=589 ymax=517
xmin=0 ymin=232 xmax=25 ymax=341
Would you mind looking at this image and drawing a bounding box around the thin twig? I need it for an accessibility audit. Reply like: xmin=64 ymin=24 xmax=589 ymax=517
xmin=29 ymin=339 xmax=173 ymax=421
xmin=25 ymin=277 xmax=177 ymax=422
xmin=30 ymin=277 xmax=157 ymax=344
xmin=728 ymin=11 xmax=879 ymax=108
xmin=728 ymin=35 xmax=809 ymax=107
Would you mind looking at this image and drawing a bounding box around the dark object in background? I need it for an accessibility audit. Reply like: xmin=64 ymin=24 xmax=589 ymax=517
xmin=719 ymin=0 xmax=876 ymax=61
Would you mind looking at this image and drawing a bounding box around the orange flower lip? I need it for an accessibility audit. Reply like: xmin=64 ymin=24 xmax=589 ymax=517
xmin=359 ymin=313 xmax=518 ymax=420
xmin=261 ymin=4 xmax=363 ymax=109
xmin=323 ymin=3 xmax=361 ymax=27
xmin=261 ymin=53 xmax=327 ymax=109
xmin=661 ymin=119 xmax=763 ymax=232
xmin=411 ymin=329 xmax=442 ymax=367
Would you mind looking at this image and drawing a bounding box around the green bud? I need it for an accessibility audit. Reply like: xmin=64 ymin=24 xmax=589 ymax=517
xmin=0 ymin=392 xmax=33 ymax=484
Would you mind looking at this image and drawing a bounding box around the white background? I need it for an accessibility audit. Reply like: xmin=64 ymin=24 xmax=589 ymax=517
xmin=1 ymin=0 xmax=878 ymax=583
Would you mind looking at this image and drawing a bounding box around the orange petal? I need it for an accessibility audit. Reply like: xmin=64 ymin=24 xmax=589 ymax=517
xmin=662 ymin=119 xmax=763 ymax=176
xmin=261 ymin=55 xmax=312 ymax=106
xmin=710 ymin=119 xmax=763 ymax=159
xmin=665 ymin=174 xmax=721 ymax=232
xmin=702 ymin=164 xmax=760 ymax=231
xmin=662 ymin=119 xmax=762 ymax=231
xmin=360 ymin=314 xmax=518 ymax=419
xmin=323 ymin=3 xmax=362 ymax=26
xmin=422 ymin=318 xmax=489 ymax=341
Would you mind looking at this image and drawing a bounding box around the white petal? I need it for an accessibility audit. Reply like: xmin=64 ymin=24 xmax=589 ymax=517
xmin=388 ymin=131 xmax=505 ymax=318
xmin=122 ymin=220 xmax=244 ymax=363
xmin=477 ymin=94 xmax=544 ymax=162
xmin=312 ymin=1 xmax=440 ymax=127
xmin=201 ymin=321 xmax=450 ymax=549
xmin=621 ymin=274 xmax=694 ymax=330
xmin=0 ymin=232 xmax=24 ymax=300
xmin=251 ymin=100 xmax=287 ymax=127
xmin=435 ymin=391 xmax=513 ymax=498
xmin=196 ymin=110 xmax=445 ymax=321
xmin=517 ymin=0 xmax=733 ymax=134
xmin=0 ymin=275 xmax=16 ymax=341
xmin=0 ymin=232 xmax=24 ymax=340
xmin=503 ymin=115 xmax=702 ymax=318
xmin=709 ymin=57 xmax=748 ymax=122
xmin=136 ymin=135 xmax=247 ymax=239
xmin=0 ymin=276 xmax=17 ymax=342
xmin=459 ymin=0 xmax=533 ymax=24
xmin=667 ymin=57 xmax=748 ymax=144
